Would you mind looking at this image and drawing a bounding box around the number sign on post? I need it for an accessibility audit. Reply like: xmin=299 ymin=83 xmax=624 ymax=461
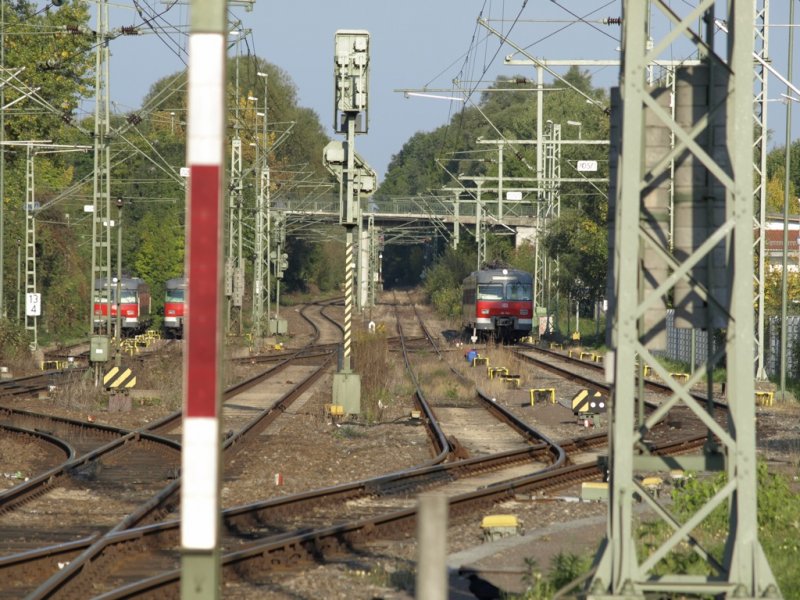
xmin=26 ymin=293 xmax=41 ymax=317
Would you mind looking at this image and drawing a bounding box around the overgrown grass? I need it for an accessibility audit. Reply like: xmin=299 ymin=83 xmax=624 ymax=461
xmin=636 ymin=463 xmax=800 ymax=597
xmin=51 ymin=369 xmax=108 ymax=412
xmin=415 ymin=358 xmax=474 ymax=407
xmin=508 ymin=466 xmax=799 ymax=597
xmin=135 ymin=345 xmax=184 ymax=411
xmin=509 ymin=553 xmax=593 ymax=599
xmin=352 ymin=326 xmax=412 ymax=423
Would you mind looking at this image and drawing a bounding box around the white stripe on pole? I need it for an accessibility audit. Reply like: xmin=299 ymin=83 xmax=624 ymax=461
xmin=181 ymin=417 xmax=220 ymax=549
xmin=187 ymin=34 xmax=225 ymax=166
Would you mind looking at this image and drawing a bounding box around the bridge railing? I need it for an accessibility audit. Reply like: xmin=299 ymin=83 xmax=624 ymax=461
xmin=271 ymin=193 xmax=540 ymax=220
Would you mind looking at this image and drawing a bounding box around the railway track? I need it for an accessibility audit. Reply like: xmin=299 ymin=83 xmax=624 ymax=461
xmin=0 ymin=301 xmax=342 ymax=597
xmin=10 ymin=295 xmax=584 ymax=597
xmin=0 ymin=295 xmax=721 ymax=597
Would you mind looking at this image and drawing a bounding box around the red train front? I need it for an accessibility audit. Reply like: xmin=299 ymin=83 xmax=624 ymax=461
xmin=93 ymin=277 xmax=151 ymax=335
xmin=461 ymin=268 xmax=533 ymax=342
xmin=163 ymin=277 xmax=187 ymax=338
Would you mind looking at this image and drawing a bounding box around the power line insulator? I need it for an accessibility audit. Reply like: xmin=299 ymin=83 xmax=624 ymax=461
xmin=603 ymin=17 xmax=622 ymax=26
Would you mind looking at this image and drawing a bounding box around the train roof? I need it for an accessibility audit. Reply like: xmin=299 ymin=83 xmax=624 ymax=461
xmin=463 ymin=268 xmax=533 ymax=284
xmin=165 ymin=277 xmax=187 ymax=288
xmin=94 ymin=277 xmax=147 ymax=290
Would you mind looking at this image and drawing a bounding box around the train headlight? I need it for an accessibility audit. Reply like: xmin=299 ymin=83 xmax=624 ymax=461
xmin=520 ymin=309 xmax=529 ymax=315
xmin=481 ymin=309 xmax=489 ymax=315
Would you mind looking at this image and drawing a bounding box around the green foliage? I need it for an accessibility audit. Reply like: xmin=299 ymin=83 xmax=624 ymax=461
xmin=421 ymin=246 xmax=474 ymax=319
xmin=513 ymin=553 xmax=592 ymax=599
xmin=132 ymin=209 xmax=184 ymax=314
xmin=0 ymin=18 xmax=335 ymax=334
xmin=766 ymin=140 xmax=800 ymax=204
xmin=0 ymin=317 xmax=31 ymax=360
xmin=636 ymin=464 xmax=800 ymax=596
xmin=763 ymin=266 xmax=800 ymax=316
xmin=285 ymin=233 xmax=343 ymax=294
xmin=543 ymin=208 xmax=608 ymax=305
xmin=422 ymin=246 xmax=474 ymax=292
xmin=0 ymin=0 xmax=94 ymax=322
xmin=3 ymin=0 xmax=93 ymax=142
xmin=765 ymin=168 xmax=797 ymax=215
xmin=36 ymin=207 xmax=90 ymax=337
xmin=378 ymin=68 xmax=609 ymax=291
xmin=430 ymin=286 xmax=461 ymax=320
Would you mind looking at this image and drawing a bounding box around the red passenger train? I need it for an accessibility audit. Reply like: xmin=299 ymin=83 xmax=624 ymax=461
xmin=163 ymin=277 xmax=187 ymax=338
xmin=461 ymin=268 xmax=533 ymax=342
xmin=93 ymin=277 xmax=152 ymax=334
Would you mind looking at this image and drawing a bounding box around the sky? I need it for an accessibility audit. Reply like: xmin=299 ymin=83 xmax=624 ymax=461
xmin=94 ymin=1 xmax=800 ymax=183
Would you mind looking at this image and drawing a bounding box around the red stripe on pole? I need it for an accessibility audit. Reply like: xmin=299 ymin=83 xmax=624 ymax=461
xmin=186 ymin=164 xmax=221 ymax=418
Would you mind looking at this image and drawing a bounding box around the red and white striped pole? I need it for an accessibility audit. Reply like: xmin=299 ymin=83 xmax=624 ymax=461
xmin=181 ymin=0 xmax=225 ymax=597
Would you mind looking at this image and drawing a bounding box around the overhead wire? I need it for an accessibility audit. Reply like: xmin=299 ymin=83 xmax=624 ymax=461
xmin=131 ymin=0 xmax=187 ymax=65
xmin=428 ymin=0 xmax=530 ymax=185
xmin=547 ymin=0 xmax=619 ymax=43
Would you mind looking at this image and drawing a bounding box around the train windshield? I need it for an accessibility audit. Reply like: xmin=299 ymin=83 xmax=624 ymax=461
xmin=166 ymin=289 xmax=185 ymax=302
xmin=506 ymin=283 xmax=532 ymax=301
xmin=477 ymin=284 xmax=504 ymax=300
xmin=94 ymin=289 xmax=116 ymax=303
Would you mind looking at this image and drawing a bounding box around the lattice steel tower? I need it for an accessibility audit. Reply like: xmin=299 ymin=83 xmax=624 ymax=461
xmin=589 ymin=1 xmax=780 ymax=598
xmin=89 ymin=0 xmax=112 ymax=336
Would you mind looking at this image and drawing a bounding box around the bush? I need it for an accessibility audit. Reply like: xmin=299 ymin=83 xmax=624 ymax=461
xmin=0 ymin=317 xmax=31 ymax=360
xmin=431 ymin=286 xmax=461 ymax=320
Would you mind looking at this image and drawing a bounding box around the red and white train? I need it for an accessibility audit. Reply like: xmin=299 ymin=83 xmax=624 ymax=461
xmin=461 ymin=268 xmax=533 ymax=342
xmin=93 ymin=277 xmax=152 ymax=334
xmin=163 ymin=277 xmax=187 ymax=338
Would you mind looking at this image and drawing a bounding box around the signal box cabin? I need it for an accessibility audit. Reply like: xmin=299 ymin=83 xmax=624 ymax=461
xmin=93 ymin=277 xmax=151 ymax=334
xmin=163 ymin=277 xmax=187 ymax=338
xmin=462 ymin=268 xmax=534 ymax=342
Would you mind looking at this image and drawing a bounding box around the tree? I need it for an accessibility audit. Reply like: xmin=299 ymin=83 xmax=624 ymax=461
xmin=765 ymin=166 xmax=798 ymax=215
xmin=1 ymin=0 xmax=94 ymax=318
xmin=543 ymin=209 xmax=608 ymax=306
xmin=377 ymin=70 xmax=610 ymax=291
xmin=133 ymin=210 xmax=184 ymax=315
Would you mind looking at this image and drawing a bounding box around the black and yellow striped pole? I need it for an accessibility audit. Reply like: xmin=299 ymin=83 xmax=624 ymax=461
xmin=343 ymin=234 xmax=354 ymax=369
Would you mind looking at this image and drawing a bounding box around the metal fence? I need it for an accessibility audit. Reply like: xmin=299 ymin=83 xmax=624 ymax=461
xmin=663 ymin=309 xmax=800 ymax=379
